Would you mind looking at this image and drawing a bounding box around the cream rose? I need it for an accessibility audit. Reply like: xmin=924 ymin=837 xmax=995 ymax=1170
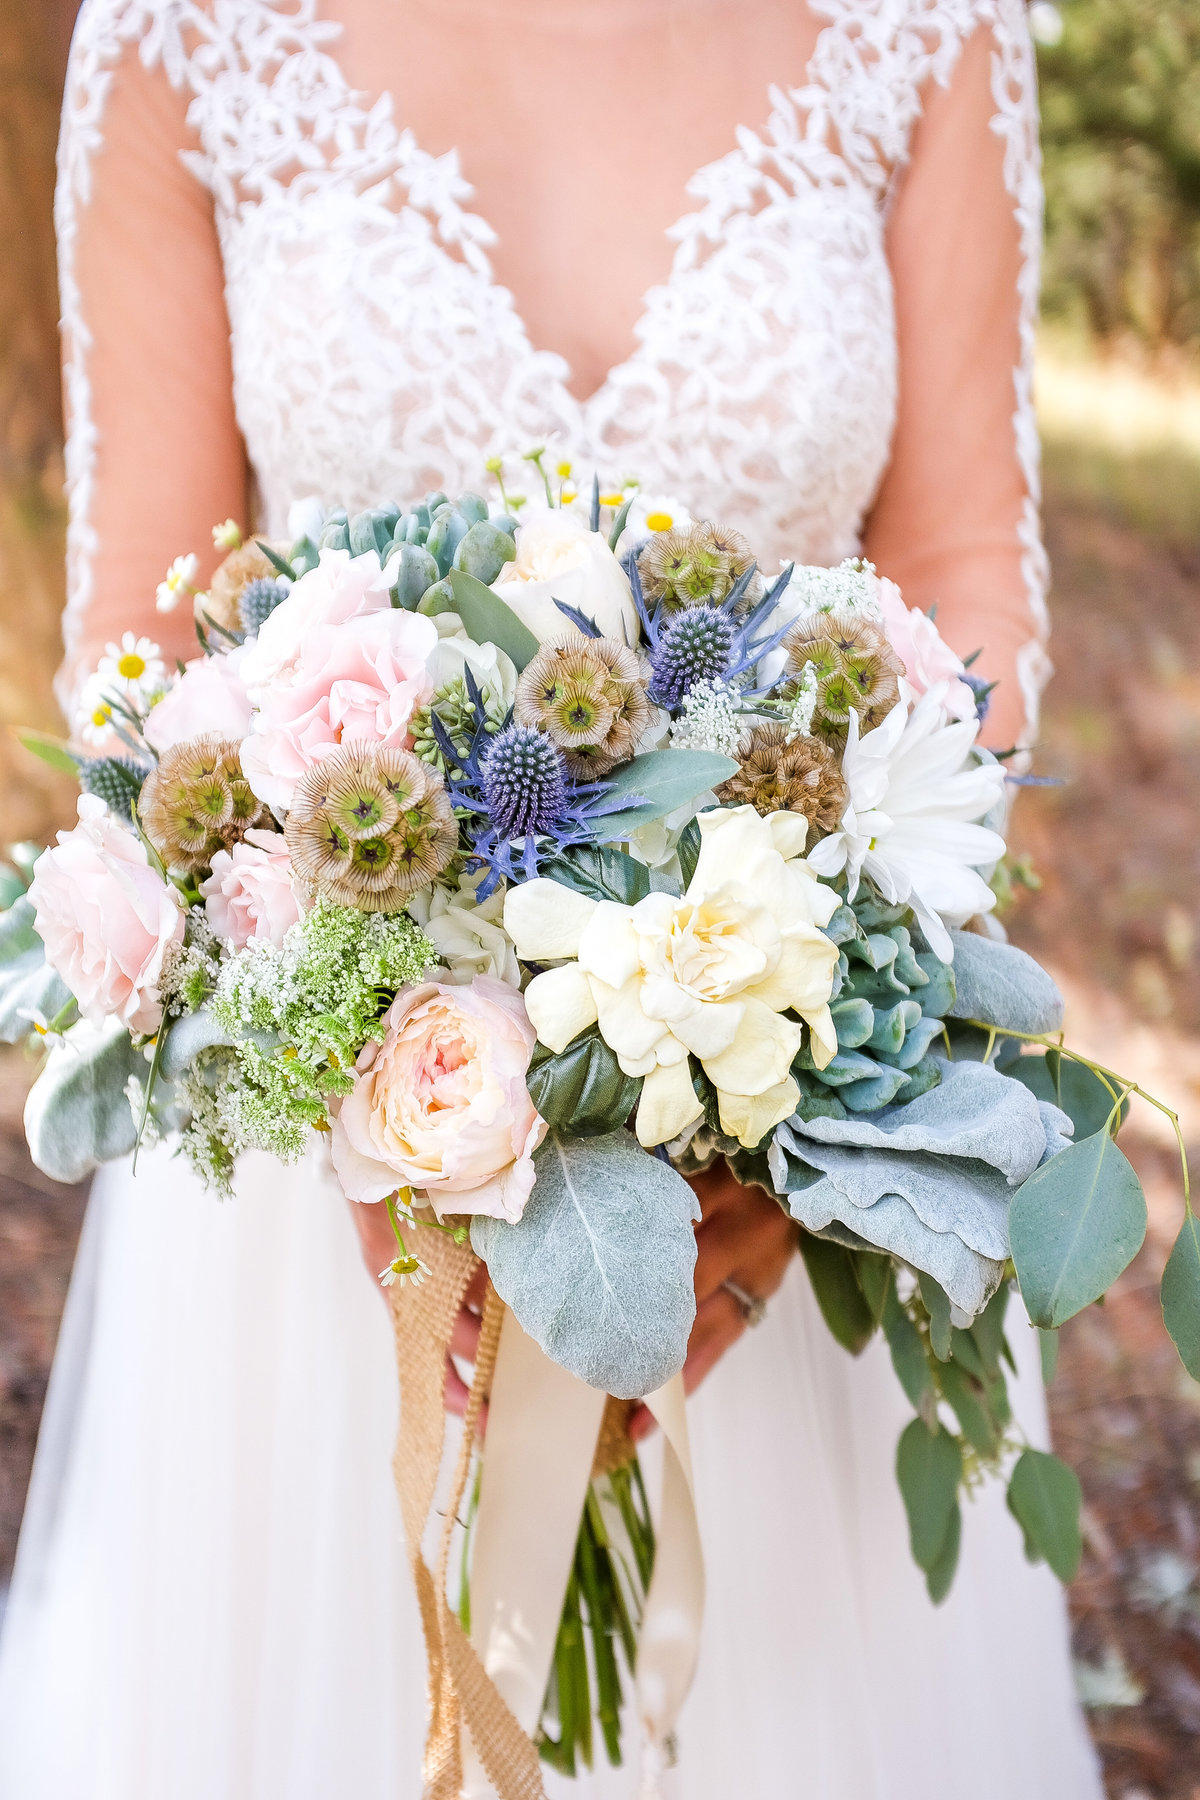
xmin=29 ymin=795 xmax=185 ymax=1035
xmin=200 ymin=829 xmax=302 ymax=949
xmin=331 ymin=977 xmax=546 ymax=1222
xmin=491 ymin=510 xmax=639 ymax=646
xmin=504 ymin=806 xmax=842 ymax=1150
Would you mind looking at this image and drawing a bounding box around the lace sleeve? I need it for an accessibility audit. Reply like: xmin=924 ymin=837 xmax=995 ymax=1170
xmin=56 ymin=1 xmax=248 ymax=711
xmin=862 ymin=4 xmax=1048 ymax=753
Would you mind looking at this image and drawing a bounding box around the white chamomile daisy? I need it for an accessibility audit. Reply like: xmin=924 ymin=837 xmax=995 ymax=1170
xmin=156 ymin=552 xmax=199 ymax=613
xmin=96 ymin=633 xmax=168 ymax=710
xmin=379 ymin=1255 xmax=429 ymax=1290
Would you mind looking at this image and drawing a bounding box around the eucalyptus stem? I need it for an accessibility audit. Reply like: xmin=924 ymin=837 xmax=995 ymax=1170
xmin=960 ymin=1018 xmax=1192 ymax=1210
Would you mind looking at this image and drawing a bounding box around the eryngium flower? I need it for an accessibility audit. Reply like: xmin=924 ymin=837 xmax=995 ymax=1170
xmin=648 ymin=605 xmax=735 ymax=706
xmin=284 ymin=743 xmax=457 ymax=909
xmin=783 ymin=617 xmax=903 ymax=742
xmin=481 ymin=725 xmax=568 ymax=838
xmin=639 ymin=522 xmax=756 ymax=608
xmin=515 ymin=639 xmax=650 ymax=777
xmin=203 ymin=541 xmax=282 ymax=634
xmin=717 ymin=724 xmax=848 ymax=835
xmin=139 ymin=736 xmax=268 ymax=872
xmin=238 ymin=576 xmax=291 ymax=635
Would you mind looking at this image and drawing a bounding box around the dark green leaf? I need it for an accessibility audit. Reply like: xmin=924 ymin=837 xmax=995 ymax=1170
xmin=1010 ymin=1129 xmax=1147 ymax=1327
xmin=446 ymin=568 xmax=541 ymax=671
xmin=1039 ymin=1327 xmax=1060 ymax=1385
xmin=968 ymin=1280 xmax=1011 ymax=1379
xmin=1009 ymin=1054 xmax=1128 ymax=1139
xmin=896 ymin=1419 xmax=963 ymax=1571
xmin=924 ymin=1502 xmax=962 ymax=1604
xmin=882 ymin=1285 xmax=935 ymax=1414
xmin=1006 ymin=1448 xmax=1082 ymax=1581
xmin=676 ymin=818 xmax=701 ymax=891
xmin=254 ymin=539 xmax=298 ymax=580
xmin=527 ymin=1027 xmax=642 ymax=1137
xmin=939 ymin=1361 xmax=1002 ymax=1457
xmin=854 ymin=1250 xmax=892 ymax=1324
xmin=538 ymin=844 xmax=652 ymax=907
xmin=918 ymin=1270 xmax=953 ymax=1361
xmin=798 ymin=1233 xmax=877 ymax=1354
xmin=584 ymin=750 xmax=738 ymax=841
xmin=948 ymin=1326 xmax=987 ymax=1381
xmin=1161 ymin=1207 xmax=1200 ymax=1380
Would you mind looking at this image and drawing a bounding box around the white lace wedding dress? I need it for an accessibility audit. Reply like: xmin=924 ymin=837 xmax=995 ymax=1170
xmin=0 ymin=2 xmax=1102 ymax=1795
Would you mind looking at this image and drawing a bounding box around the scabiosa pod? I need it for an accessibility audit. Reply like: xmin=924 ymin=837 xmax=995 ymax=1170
xmin=717 ymin=723 xmax=848 ymax=835
xmin=284 ymin=742 xmax=457 ymax=910
xmin=515 ymin=638 xmax=650 ymax=777
xmin=139 ymin=736 xmax=269 ymax=874
xmin=638 ymin=521 xmax=757 ymax=608
xmin=781 ymin=616 xmax=903 ymax=745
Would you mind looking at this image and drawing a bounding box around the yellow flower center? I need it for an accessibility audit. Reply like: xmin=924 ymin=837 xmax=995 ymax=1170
xmin=599 ymin=492 xmax=625 ymax=507
xmin=645 ymin=511 xmax=674 ymax=532
xmin=117 ymin=651 xmax=147 ymax=679
xmin=90 ymin=704 xmax=112 ymax=727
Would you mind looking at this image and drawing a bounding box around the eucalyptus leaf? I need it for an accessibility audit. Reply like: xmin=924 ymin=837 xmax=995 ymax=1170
xmin=939 ymin=1361 xmax=1002 ymax=1457
xmin=896 ymin=1419 xmax=963 ymax=1572
xmin=882 ymin=1285 xmax=934 ymax=1414
xmin=446 ymin=568 xmax=540 ymax=671
xmin=855 ymin=1249 xmax=892 ymax=1323
xmin=797 ymin=1233 xmax=877 ymax=1354
xmin=1010 ymin=1129 xmax=1147 ymax=1327
xmin=946 ymin=929 xmax=1064 ymax=1036
xmin=918 ymin=1270 xmax=953 ymax=1361
xmin=1008 ymin=1054 xmax=1128 ymax=1141
xmin=1006 ymin=1448 xmax=1082 ymax=1581
xmin=526 ymin=1027 xmax=642 ymax=1137
xmin=471 ymin=1129 xmax=700 ymax=1398
xmin=24 ymin=1019 xmax=145 ymax=1184
xmin=584 ymin=750 xmax=737 ymax=841
xmin=1161 ymin=1208 xmax=1200 ymax=1381
xmin=924 ymin=1502 xmax=962 ymax=1605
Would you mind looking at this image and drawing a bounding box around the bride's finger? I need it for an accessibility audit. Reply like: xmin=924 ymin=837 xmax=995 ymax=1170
xmin=445 ymin=1358 xmax=471 ymax=1416
xmin=450 ymin=1303 xmax=482 ymax=1362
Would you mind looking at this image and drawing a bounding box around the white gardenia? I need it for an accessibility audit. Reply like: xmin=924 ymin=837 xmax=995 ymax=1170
xmin=806 ymin=685 xmax=1007 ymax=962
xmin=491 ymin=509 xmax=639 ymax=646
xmin=504 ymin=806 xmax=842 ymax=1151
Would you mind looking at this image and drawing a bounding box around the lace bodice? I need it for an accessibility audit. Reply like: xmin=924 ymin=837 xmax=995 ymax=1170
xmin=57 ymin=0 xmax=1049 ymax=740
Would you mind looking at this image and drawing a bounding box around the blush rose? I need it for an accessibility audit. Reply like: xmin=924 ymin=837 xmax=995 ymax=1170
xmin=200 ymin=828 xmax=302 ymax=949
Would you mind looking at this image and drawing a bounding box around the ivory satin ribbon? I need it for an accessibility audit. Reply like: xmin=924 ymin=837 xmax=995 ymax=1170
xmin=463 ymin=1308 xmax=705 ymax=1799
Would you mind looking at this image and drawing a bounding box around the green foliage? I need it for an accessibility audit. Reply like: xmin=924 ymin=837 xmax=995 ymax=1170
xmin=445 ymin=568 xmax=540 ymax=670
xmin=583 ymin=749 xmax=739 ymax=841
xmin=1009 ymin=1127 xmax=1148 ymax=1327
xmin=1161 ymin=1207 xmax=1200 ymax=1379
xmin=797 ymin=1234 xmax=878 ymax=1354
xmin=537 ymin=844 xmax=655 ymax=906
xmin=1006 ymin=1448 xmax=1083 ymax=1582
xmin=527 ymin=1027 xmax=642 ymax=1137
xmin=1007 ymin=1051 xmax=1129 ymax=1139
xmin=1039 ymin=0 xmax=1200 ymax=351
xmin=896 ymin=1418 xmax=963 ymax=1585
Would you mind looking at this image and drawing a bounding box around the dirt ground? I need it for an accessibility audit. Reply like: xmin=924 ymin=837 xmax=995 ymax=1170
xmin=0 ymin=456 xmax=1198 ymax=1794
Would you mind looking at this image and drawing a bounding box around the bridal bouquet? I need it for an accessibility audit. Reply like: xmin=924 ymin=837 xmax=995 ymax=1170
xmin=6 ymin=464 xmax=1195 ymax=1789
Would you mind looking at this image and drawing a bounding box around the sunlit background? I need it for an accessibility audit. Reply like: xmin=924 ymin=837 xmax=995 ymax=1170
xmin=1 ymin=4 xmax=1198 ymax=1792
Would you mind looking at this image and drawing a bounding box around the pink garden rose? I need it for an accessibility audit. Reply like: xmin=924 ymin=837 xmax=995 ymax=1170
xmin=29 ymin=795 xmax=184 ymax=1035
xmin=238 ymin=548 xmax=396 ymax=694
xmin=199 ymin=828 xmax=302 ymax=949
xmin=143 ymin=648 xmax=253 ymax=753
xmin=876 ymin=577 xmax=976 ymax=722
xmin=331 ymin=977 xmax=546 ymax=1224
xmin=239 ymin=607 xmax=438 ymax=814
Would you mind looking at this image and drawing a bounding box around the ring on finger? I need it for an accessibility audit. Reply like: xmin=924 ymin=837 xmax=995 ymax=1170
xmin=721 ymin=1277 xmax=767 ymax=1329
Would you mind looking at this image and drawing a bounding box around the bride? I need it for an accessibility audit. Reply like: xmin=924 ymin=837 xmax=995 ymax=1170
xmin=0 ymin=1 xmax=1102 ymax=1794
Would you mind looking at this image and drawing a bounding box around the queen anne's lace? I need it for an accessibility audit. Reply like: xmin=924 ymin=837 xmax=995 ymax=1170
xmin=58 ymin=0 xmax=1047 ymax=731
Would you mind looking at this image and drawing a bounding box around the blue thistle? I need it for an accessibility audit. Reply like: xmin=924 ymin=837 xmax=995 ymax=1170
xmin=239 ymin=577 xmax=291 ymax=635
xmin=648 ymin=606 xmax=735 ymax=706
xmin=79 ymin=754 xmax=152 ymax=823
xmin=481 ymin=725 xmax=568 ymax=839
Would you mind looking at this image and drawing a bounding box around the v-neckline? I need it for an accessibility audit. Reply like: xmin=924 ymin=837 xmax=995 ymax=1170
xmin=307 ymin=0 xmax=839 ymax=413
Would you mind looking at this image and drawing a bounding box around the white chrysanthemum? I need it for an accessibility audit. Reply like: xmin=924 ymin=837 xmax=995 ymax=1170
xmin=806 ymin=685 xmax=1007 ymax=961
xmin=156 ymin=553 xmax=199 ymax=613
xmin=668 ymin=678 xmax=742 ymax=758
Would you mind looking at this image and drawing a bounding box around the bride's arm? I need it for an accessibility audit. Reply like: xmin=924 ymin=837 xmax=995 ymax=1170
xmin=57 ymin=18 xmax=247 ymax=709
xmin=863 ymin=16 xmax=1048 ymax=754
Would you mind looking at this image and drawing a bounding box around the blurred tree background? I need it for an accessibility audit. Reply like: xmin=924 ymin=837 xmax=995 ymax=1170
xmin=1 ymin=6 xmax=1200 ymax=1795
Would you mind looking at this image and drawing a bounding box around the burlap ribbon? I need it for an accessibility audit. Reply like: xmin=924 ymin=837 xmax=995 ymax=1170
xmin=388 ymin=1226 xmax=703 ymax=1800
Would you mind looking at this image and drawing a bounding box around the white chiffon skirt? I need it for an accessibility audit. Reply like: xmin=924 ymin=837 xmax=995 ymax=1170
xmin=0 ymin=1143 xmax=1102 ymax=1799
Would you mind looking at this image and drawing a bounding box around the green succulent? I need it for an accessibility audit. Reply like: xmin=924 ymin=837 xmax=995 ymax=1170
xmin=291 ymin=492 xmax=518 ymax=613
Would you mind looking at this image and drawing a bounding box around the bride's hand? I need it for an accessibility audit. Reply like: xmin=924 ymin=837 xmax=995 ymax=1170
xmin=346 ymin=1197 xmax=490 ymax=1418
xmin=628 ymin=1161 xmax=798 ymax=1443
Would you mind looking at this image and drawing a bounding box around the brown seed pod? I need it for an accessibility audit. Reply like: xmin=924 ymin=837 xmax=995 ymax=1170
xmin=783 ymin=616 xmax=903 ymax=742
xmin=638 ymin=521 xmax=757 ymax=609
xmin=284 ymin=742 xmax=458 ymax=910
xmin=515 ymin=637 xmax=651 ymax=779
xmin=717 ymin=723 xmax=849 ymax=836
xmin=139 ymin=735 xmax=269 ymax=873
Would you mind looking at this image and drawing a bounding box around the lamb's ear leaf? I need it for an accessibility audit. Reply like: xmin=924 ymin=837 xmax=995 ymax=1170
xmin=471 ymin=1129 xmax=699 ymax=1399
xmin=1006 ymin=1447 xmax=1082 ymax=1581
xmin=0 ymin=895 xmax=72 ymax=1043
xmin=1009 ymin=1129 xmax=1147 ymax=1327
xmin=24 ymin=1020 xmax=145 ymax=1184
xmin=946 ymin=929 xmax=1064 ymax=1035
xmin=446 ymin=568 xmax=540 ymax=671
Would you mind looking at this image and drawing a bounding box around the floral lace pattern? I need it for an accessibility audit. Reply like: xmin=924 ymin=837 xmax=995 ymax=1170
xmin=58 ymin=0 xmax=1046 ymax=729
